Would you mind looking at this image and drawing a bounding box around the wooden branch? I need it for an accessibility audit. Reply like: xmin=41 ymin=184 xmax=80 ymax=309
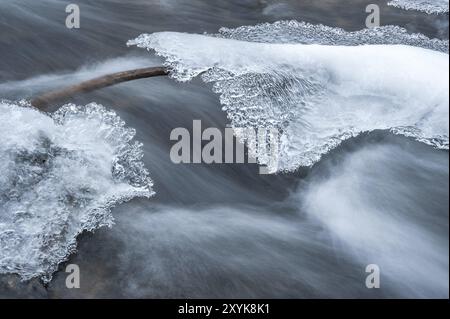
xmin=31 ymin=66 xmax=168 ymax=110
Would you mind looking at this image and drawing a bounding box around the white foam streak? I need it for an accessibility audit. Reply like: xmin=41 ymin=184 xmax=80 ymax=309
xmin=299 ymin=143 xmax=449 ymax=297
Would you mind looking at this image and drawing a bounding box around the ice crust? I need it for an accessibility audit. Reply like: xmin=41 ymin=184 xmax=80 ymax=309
xmin=0 ymin=101 xmax=154 ymax=282
xmin=128 ymin=22 xmax=449 ymax=172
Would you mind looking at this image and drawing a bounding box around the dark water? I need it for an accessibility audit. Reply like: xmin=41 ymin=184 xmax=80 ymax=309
xmin=0 ymin=0 xmax=448 ymax=298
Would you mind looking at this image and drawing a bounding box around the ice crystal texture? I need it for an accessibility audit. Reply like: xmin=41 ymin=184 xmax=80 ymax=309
xmin=388 ymin=0 xmax=449 ymax=14
xmin=128 ymin=21 xmax=449 ymax=172
xmin=0 ymin=101 xmax=154 ymax=282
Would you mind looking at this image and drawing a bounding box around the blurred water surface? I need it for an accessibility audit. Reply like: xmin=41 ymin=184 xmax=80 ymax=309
xmin=0 ymin=0 xmax=448 ymax=298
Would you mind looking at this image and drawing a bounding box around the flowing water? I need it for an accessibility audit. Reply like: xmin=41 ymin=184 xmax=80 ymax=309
xmin=0 ymin=0 xmax=448 ymax=298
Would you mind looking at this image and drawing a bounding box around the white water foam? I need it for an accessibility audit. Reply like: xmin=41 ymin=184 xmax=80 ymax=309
xmin=0 ymin=101 xmax=154 ymax=282
xmin=388 ymin=0 xmax=449 ymax=14
xmin=128 ymin=21 xmax=449 ymax=172
xmin=299 ymin=141 xmax=449 ymax=298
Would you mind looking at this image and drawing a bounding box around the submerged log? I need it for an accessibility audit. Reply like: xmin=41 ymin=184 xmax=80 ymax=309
xmin=31 ymin=66 xmax=168 ymax=110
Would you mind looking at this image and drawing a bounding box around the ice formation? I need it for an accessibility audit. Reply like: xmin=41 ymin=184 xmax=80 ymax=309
xmin=388 ymin=0 xmax=449 ymax=14
xmin=0 ymin=101 xmax=154 ymax=282
xmin=128 ymin=21 xmax=449 ymax=172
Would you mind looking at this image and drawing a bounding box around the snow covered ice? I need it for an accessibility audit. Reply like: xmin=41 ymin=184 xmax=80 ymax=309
xmin=128 ymin=21 xmax=449 ymax=172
